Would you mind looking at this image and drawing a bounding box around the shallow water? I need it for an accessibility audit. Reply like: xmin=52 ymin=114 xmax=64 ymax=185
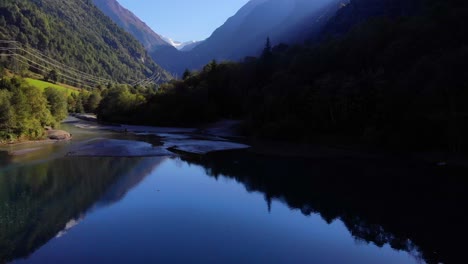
xmin=1 ymin=121 xmax=467 ymax=264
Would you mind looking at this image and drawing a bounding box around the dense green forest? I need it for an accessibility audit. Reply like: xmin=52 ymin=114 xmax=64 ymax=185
xmin=95 ymin=0 xmax=468 ymax=152
xmin=0 ymin=0 xmax=171 ymax=84
xmin=0 ymin=74 xmax=68 ymax=142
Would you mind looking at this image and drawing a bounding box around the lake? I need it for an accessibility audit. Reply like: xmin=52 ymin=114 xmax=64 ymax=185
xmin=0 ymin=119 xmax=466 ymax=264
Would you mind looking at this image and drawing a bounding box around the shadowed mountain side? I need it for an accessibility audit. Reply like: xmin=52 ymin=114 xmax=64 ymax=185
xmin=320 ymin=0 xmax=423 ymax=39
xmin=97 ymin=157 xmax=167 ymax=205
xmin=180 ymin=41 xmax=203 ymax=52
xmin=181 ymin=151 xmax=468 ymax=264
xmin=0 ymin=157 xmax=165 ymax=263
xmin=92 ymin=0 xmax=185 ymax=75
xmin=150 ymin=45 xmax=188 ymax=77
xmin=279 ymin=0 xmax=348 ymax=44
xmin=152 ymin=0 xmax=346 ymax=75
xmin=92 ymin=0 xmax=171 ymax=51
xmin=95 ymin=0 xmax=346 ymax=75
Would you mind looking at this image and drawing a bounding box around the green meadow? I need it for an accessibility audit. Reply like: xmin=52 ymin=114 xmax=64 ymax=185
xmin=24 ymin=78 xmax=80 ymax=96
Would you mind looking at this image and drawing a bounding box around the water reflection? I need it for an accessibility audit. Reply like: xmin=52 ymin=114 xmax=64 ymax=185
xmin=96 ymin=157 xmax=167 ymax=206
xmin=1 ymin=147 xmax=466 ymax=264
xmin=180 ymin=151 xmax=468 ymax=264
xmin=0 ymin=156 xmax=164 ymax=262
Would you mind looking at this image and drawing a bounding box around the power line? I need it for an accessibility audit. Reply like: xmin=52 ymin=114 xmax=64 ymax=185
xmin=2 ymin=51 xmax=95 ymax=89
xmin=7 ymin=45 xmax=111 ymax=86
xmin=1 ymin=43 xmax=106 ymax=88
xmin=1 ymin=53 xmax=94 ymax=89
xmin=0 ymin=40 xmax=161 ymax=88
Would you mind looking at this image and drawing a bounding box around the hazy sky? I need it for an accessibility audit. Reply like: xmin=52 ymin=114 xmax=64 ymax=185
xmin=117 ymin=0 xmax=250 ymax=42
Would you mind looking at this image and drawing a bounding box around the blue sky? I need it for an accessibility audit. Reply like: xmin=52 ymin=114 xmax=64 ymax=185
xmin=117 ymin=0 xmax=250 ymax=42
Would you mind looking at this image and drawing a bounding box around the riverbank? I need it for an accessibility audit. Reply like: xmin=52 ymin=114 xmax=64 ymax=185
xmin=71 ymin=114 xmax=468 ymax=167
xmin=0 ymin=127 xmax=72 ymax=162
xmin=0 ymin=129 xmax=71 ymax=146
xmin=5 ymin=114 xmax=464 ymax=169
xmin=66 ymin=115 xmax=250 ymax=157
xmin=244 ymin=137 xmax=468 ymax=170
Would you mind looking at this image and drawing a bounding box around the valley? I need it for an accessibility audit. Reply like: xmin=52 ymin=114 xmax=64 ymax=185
xmin=1 ymin=0 xmax=468 ymax=263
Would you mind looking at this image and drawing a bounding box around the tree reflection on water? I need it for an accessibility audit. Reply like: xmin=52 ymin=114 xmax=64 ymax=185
xmin=181 ymin=150 xmax=468 ymax=264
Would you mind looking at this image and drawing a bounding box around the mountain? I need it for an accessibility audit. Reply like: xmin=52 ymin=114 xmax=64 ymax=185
xmin=0 ymin=0 xmax=171 ymax=84
xmin=150 ymin=0 xmax=345 ymax=75
xmin=320 ymin=0 xmax=423 ymax=38
xmin=105 ymin=0 xmax=468 ymax=153
xmin=92 ymin=0 xmax=170 ymax=52
xmin=180 ymin=41 xmax=203 ymax=52
xmin=93 ymin=0 xmax=343 ymax=76
xmin=92 ymin=0 xmax=183 ymax=74
xmin=161 ymin=36 xmax=202 ymax=51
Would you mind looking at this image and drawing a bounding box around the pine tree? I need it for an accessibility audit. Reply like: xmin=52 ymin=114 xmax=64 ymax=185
xmin=182 ymin=69 xmax=192 ymax=80
xmin=261 ymin=37 xmax=272 ymax=60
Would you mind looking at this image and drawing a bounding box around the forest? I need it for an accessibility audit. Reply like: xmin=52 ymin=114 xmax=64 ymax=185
xmin=93 ymin=0 xmax=468 ymax=152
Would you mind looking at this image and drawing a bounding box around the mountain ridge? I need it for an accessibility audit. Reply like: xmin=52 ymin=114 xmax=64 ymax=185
xmin=92 ymin=0 xmax=184 ymax=74
xmin=92 ymin=0 xmax=171 ymax=52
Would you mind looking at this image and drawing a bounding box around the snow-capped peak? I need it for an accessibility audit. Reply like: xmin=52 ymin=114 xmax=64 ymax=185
xmin=162 ymin=36 xmax=201 ymax=50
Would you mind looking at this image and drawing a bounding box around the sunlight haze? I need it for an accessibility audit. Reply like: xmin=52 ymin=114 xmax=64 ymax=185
xmin=117 ymin=0 xmax=250 ymax=41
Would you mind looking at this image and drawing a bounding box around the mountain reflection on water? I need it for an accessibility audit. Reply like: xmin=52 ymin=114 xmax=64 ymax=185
xmin=0 ymin=156 xmax=164 ymax=262
xmin=0 ymin=147 xmax=466 ymax=264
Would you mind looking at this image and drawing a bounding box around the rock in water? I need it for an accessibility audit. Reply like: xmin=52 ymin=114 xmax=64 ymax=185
xmin=47 ymin=130 xmax=72 ymax=141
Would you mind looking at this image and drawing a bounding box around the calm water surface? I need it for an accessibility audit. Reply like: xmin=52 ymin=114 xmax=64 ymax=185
xmin=1 ymin=124 xmax=466 ymax=263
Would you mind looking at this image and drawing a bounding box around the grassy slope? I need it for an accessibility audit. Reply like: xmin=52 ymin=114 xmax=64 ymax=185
xmin=24 ymin=78 xmax=79 ymax=96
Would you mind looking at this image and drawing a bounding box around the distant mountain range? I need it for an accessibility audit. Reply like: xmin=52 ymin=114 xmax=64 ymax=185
xmin=93 ymin=0 xmax=202 ymax=52
xmin=152 ymin=0 xmax=347 ymax=75
xmin=93 ymin=0 xmax=347 ymax=76
xmin=161 ymin=37 xmax=202 ymax=51
xmin=92 ymin=0 xmax=187 ymax=74
xmin=92 ymin=0 xmax=417 ymax=77
xmin=180 ymin=41 xmax=203 ymax=52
